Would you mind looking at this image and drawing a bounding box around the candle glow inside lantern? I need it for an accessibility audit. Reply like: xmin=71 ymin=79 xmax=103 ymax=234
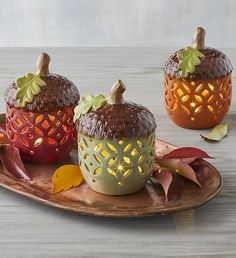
xmin=4 ymin=53 xmax=80 ymax=163
xmin=74 ymin=80 xmax=157 ymax=195
xmin=163 ymin=27 xmax=233 ymax=129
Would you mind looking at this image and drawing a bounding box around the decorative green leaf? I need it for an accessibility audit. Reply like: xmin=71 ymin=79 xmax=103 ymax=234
xmin=201 ymin=121 xmax=232 ymax=141
xmin=82 ymin=95 xmax=93 ymax=102
xmin=92 ymin=94 xmax=107 ymax=109
xmin=177 ymin=47 xmax=205 ymax=78
xmin=73 ymin=94 xmax=107 ymax=122
xmin=15 ymin=73 xmax=46 ymax=107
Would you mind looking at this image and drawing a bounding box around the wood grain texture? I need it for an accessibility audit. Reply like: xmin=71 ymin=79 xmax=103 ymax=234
xmin=0 ymin=48 xmax=235 ymax=257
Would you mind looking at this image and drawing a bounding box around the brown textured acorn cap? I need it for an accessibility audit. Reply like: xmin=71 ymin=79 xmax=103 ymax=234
xmin=76 ymin=80 xmax=157 ymax=139
xmin=4 ymin=53 xmax=80 ymax=113
xmin=164 ymin=27 xmax=233 ymax=80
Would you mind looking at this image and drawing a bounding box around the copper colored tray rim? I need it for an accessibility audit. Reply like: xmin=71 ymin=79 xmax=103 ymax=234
xmin=0 ymin=166 xmax=223 ymax=218
xmin=0 ymin=161 xmax=223 ymax=218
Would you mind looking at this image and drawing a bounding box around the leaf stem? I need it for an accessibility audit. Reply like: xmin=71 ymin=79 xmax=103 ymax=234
xmin=107 ymin=80 xmax=126 ymax=105
xmin=192 ymin=27 xmax=205 ymax=49
xmin=36 ymin=52 xmax=51 ymax=77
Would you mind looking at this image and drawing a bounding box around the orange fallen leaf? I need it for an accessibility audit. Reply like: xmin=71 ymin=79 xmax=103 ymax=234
xmin=52 ymin=165 xmax=83 ymax=193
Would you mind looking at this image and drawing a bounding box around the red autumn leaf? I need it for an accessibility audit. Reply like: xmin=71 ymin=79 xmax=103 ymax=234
xmin=153 ymin=169 xmax=173 ymax=199
xmin=156 ymin=158 xmax=201 ymax=187
xmin=166 ymin=176 xmax=183 ymax=203
xmin=0 ymin=144 xmax=31 ymax=180
xmin=153 ymin=146 xmax=213 ymax=202
xmin=152 ymin=168 xmax=183 ymax=203
xmin=180 ymin=157 xmax=198 ymax=164
xmin=161 ymin=147 xmax=213 ymax=160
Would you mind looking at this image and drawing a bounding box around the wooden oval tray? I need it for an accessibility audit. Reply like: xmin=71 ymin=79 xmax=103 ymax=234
xmin=0 ymin=114 xmax=222 ymax=217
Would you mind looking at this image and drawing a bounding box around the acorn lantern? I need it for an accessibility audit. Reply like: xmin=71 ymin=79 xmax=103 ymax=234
xmin=4 ymin=53 xmax=80 ymax=163
xmin=164 ymin=27 xmax=233 ymax=129
xmin=74 ymin=80 xmax=156 ymax=195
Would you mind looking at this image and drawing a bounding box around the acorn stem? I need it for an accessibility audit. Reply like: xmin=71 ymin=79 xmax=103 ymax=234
xmin=36 ymin=52 xmax=51 ymax=76
xmin=192 ymin=27 xmax=205 ymax=49
xmin=107 ymin=80 xmax=126 ymax=105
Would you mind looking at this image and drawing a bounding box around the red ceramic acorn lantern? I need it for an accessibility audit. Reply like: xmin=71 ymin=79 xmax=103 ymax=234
xmin=4 ymin=53 xmax=80 ymax=163
xmin=164 ymin=27 xmax=233 ymax=129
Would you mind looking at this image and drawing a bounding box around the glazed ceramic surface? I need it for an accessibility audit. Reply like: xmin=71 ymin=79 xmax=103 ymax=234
xmin=164 ymin=74 xmax=232 ymax=129
xmin=78 ymin=133 xmax=155 ymax=195
xmin=6 ymin=105 xmax=76 ymax=163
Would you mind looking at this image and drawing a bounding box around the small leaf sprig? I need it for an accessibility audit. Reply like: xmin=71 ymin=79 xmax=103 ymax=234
xmin=177 ymin=47 xmax=205 ymax=78
xmin=177 ymin=27 xmax=205 ymax=78
xmin=73 ymin=94 xmax=107 ymax=122
xmin=16 ymin=73 xmax=46 ymax=107
xmin=15 ymin=53 xmax=50 ymax=108
xmin=73 ymin=80 xmax=126 ymax=122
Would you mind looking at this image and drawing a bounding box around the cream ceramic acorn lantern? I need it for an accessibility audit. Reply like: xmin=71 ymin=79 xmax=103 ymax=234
xmin=164 ymin=27 xmax=233 ymax=129
xmin=74 ymin=80 xmax=156 ymax=195
xmin=5 ymin=53 xmax=80 ymax=163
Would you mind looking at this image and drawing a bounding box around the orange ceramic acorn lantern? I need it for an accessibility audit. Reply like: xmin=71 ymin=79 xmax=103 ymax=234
xmin=164 ymin=27 xmax=233 ymax=129
xmin=4 ymin=53 xmax=80 ymax=163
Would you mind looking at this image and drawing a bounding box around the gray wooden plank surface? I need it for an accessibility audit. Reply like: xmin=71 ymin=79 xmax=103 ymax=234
xmin=0 ymin=48 xmax=235 ymax=258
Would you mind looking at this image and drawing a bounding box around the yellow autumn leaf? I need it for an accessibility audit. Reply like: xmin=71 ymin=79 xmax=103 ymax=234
xmin=201 ymin=121 xmax=232 ymax=142
xmin=52 ymin=165 xmax=83 ymax=193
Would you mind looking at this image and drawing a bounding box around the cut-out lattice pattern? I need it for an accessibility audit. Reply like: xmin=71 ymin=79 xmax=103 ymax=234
xmin=6 ymin=105 xmax=76 ymax=163
xmin=78 ymin=133 xmax=155 ymax=195
xmin=164 ymin=74 xmax=232 ymax=129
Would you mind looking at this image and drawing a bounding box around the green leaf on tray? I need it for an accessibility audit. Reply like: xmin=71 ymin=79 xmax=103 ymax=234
xmin=73 ymin=94 xmax=107 ymax=122
xmin=16 ymin=73 xmax=46 ymax=108
xmin=177 ymin=47 xmax=205 ymax=78
xmin=201 ymin=121 xmax=232 ymax=142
